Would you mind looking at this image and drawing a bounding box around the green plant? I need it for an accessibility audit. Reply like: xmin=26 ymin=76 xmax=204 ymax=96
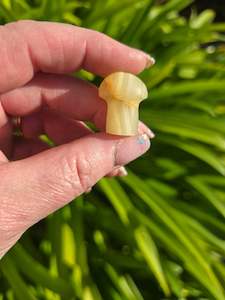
xmin=0 ymin=0 xmax=225 ymax=299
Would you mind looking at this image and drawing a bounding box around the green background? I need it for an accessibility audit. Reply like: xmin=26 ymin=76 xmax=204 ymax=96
xmin=0 ymin=0 xmax=225 ymax=299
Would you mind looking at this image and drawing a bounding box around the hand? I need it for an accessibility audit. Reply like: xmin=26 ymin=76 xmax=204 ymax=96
xmin=0 ymin=20 xmax=154 ymax=258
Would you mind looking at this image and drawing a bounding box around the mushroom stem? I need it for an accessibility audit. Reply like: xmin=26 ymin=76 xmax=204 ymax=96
xmin=106 ymin=101 xmax=139 ymax=135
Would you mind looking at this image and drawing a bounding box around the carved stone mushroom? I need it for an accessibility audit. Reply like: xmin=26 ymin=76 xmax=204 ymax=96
xmin=99 ymin=72 xmax=148 ymax=136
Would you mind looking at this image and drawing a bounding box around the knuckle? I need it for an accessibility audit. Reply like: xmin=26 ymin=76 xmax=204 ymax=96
xmin=0 ymin=21 xmax=33 ymax=92
xmin=76 ymin=154 xmax=93 ymax=192
xmin=60 ymin=153 xmax=93 ymax=194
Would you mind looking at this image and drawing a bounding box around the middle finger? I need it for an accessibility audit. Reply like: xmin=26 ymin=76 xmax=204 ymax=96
xmin=1 ymin=73 xmax=107 ymax=130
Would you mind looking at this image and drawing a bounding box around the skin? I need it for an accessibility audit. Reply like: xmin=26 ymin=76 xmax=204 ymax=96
xmin=0 ymin=20 xmax=153 ymax=259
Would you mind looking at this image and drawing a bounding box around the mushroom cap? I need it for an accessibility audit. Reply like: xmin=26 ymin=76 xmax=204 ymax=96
xmin=99 ymin=72 xmax=148 ymax=105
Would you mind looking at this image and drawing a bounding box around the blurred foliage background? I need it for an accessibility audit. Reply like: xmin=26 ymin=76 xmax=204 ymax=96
xmin=0 ymin=0 xmax=225 ymax=299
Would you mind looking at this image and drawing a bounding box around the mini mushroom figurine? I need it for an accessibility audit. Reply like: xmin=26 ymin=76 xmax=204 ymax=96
xmin=99 ymin=72 xmax=148 ymax=136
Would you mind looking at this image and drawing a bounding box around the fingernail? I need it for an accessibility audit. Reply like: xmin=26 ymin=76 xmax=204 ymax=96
xmin=115 ymin=134 xmax=150 ymax=166
xmin=138 ymin=122 xmax=155 ymax=139
xmin=117 ymin=166 xmax=128 ymax=177
xmin=146 ymin=128 xmax=155 ymax=139
xmin=138 ymin=123 xmax=155 ymax=139
xmin=145 ymin=54 xmax=155 ymax=68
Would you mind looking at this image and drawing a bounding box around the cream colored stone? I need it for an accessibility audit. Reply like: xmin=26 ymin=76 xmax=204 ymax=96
xmin=99 ymin=72 xmax=148 ymax=136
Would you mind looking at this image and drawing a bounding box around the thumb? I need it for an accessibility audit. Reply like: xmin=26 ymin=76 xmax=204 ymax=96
xmin=2 ymin=133 xmax=150 ymax=230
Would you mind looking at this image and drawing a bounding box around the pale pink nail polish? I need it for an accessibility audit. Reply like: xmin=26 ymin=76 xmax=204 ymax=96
xmin=145 ymin=55 xmax=155 ymax=68
xmin=146 ymin=128 xmax=155 ymax=139
xmin=138 ymin=122 xmax=155 ymax=139
xmin=117 ymin=166 xmax=128 ymax=177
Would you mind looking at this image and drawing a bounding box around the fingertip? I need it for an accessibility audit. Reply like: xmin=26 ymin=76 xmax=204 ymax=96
xmin=127 ymin=49 xmax=155 ymax=73
xmin=115 ymin=134 xmax=150 ymax=166
xmin=126 ymin=49 xmax=149 ymax=74
xmin=138 ymin=121 xmax=155 ymax=139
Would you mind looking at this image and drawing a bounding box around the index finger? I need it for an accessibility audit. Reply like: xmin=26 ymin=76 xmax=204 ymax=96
xmin=0 ymin=20 xmax=154 ymax=94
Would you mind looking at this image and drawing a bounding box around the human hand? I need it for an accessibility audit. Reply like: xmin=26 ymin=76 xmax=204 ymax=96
xmin=0 ymin=21 xmax=154 ymax=258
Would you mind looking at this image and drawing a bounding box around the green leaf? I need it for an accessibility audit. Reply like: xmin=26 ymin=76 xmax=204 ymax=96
xmin=1 ymin=1 xmax=225 ymax=300
xmin=84 ymin=0 xmax=144 ymax=24
xmin=0 ymin=254 xmax=36 ymax=300
xmin=98 ymin=178 xmax=131 ymax=225
xmin=122 ymin=173 xmax=225 ymax=299
xmin=10 ymin=244 xmax=73 ymax=297
xmin=135 ymin=227 xmax=170 ymax=296
xmin=150 ymin=80 xmax=225 ymax=100
xmin=187 ymin=176 xmax=225 ymax=218
xmin=157 ymin=135 xmax=225 ymax=175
